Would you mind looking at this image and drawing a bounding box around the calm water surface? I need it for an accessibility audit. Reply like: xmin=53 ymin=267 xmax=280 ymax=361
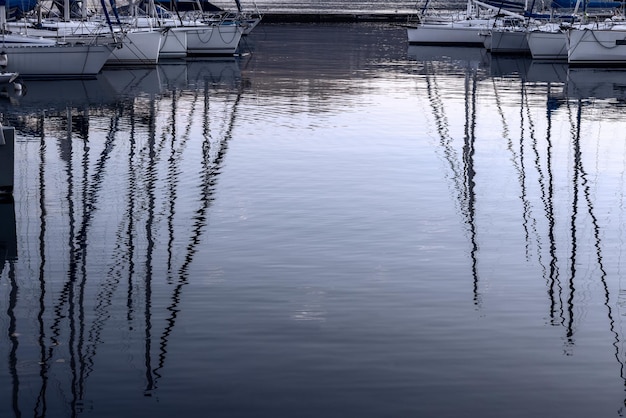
xmin=2 ymin=22 xmax=626 ymax=418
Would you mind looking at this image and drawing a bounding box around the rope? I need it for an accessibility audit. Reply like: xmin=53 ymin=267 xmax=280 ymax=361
xmin=587 ymin=27 xmax=625 ymax=49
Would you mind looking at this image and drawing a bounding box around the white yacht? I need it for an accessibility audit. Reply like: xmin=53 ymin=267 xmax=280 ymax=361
xmin=568 ymin=22 xmax=626 ymax=65
xmin=0 ymin=33 xmax=114 ymax=77
xmin=526 ymin=22 xmax=570 ymax=60
xmin=407 ymin=0 xmax=498 ymax=47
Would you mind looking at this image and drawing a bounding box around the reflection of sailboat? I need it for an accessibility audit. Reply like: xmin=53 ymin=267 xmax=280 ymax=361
xmin=489 ymin=55 xmax=532 ymax=79
xmin=0 ymin=194 xmax=17 ymax=273
xmin=493 ymin=65 xmax=626 ymax=407
xmin=0 ymin=126 xmax=14 ymax=194
xmin=0 ymin=72 xmax=18 ymax=84
xmin=0 ymin=76 xmax=118 ymax=112
xmin=516 ymin=75 xmax=567 ymax=327
xmin=101 ymin=60 xmax=243 ymax=99
xmin=0 ymin=51 xmax=247 ymax=415
xmin=184 ymin=58 xmax=242 ymax=87
xmin=489 ymin=65 xmax=584 ymax=337
xmin=0 ymin=76 xmax=121 ymax=142
xmin=490 ymin=56 xmax=569 ymax=86
xmin=412 ymin=46 xmax=483 ymax=305
xmin=100 ymin=66 xmax=165 ymax=98
xmin=526 ymin=61 xmax=568 ymax=84
xmin=0 ymin=61 xmax=245 ymax=146
xmin=566 ymin=68 xmax=626 ymax=101
xmin=566 ymin=97 xmax=626 ymax=410
xmin=418 ymin=50 xmax=626 ymax=407
xmin=149 ymin=72 xmax=244 ymax=391
xmin=407 ymin=44 xmax=490 ymax=72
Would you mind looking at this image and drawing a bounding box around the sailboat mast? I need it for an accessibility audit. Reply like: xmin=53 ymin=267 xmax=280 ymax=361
xmin=0 ymin=0 xmax=6 ymax=32
xmin=64 ymin=0 xmax=70 ymax=22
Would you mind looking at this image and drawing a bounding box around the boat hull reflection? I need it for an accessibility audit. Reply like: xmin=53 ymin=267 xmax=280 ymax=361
xmin=0 ymin=195 xmax=16 ymax=271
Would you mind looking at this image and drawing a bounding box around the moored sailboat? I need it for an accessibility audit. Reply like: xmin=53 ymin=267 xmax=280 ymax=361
xmin=407 ymin=0 xmax=499 ymax=46
xmin=526 ymin=22 xmax=570 ymax=60
xmin=0 ymin=0 xmax=117 ymax=78
xmin=567 ymin=22 xmax=626 ymax=65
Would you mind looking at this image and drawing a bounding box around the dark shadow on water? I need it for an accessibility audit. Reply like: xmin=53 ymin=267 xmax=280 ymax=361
xmin=0 ymin=195 xmax=16 ymax=274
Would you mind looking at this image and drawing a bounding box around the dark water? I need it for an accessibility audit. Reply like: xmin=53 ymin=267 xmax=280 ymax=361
xmin=2 ymin=22 xmax=626 ymax=418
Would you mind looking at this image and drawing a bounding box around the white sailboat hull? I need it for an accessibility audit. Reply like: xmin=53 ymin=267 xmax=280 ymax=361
xmin=407 ymin=21 xmax=492 ymax=46
xmin=527 ymin=30 xmax=568 ymax=60
xmin=107 ymin=29 xmax=163 ymax=66
xmin=568 ymin=27 xmax=626 ymax=65
xmin=1 ymin=43 xmax=113 ymax=78
xmin=129 ymin=18 xmax=188 ymax=60
xmin=184 ymin=24 xmax=244 ymax=56
xmin=6 ymin=20 xmax=163 ymax=66
xmin=159 ymin=27 xmax=187 ymax=59
xmin=489 ymin=30 xmax=530 ymax=54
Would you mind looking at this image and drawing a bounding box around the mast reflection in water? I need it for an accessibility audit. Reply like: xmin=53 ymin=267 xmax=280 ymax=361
xmin=0 ymin=58 xmax=244 ymax=416
xmin=2 ymin=23 xmax=626 ymax=418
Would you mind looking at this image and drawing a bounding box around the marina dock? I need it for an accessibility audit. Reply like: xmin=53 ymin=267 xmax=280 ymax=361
xmin=257 ymin=11 xmax=413 ymax=22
